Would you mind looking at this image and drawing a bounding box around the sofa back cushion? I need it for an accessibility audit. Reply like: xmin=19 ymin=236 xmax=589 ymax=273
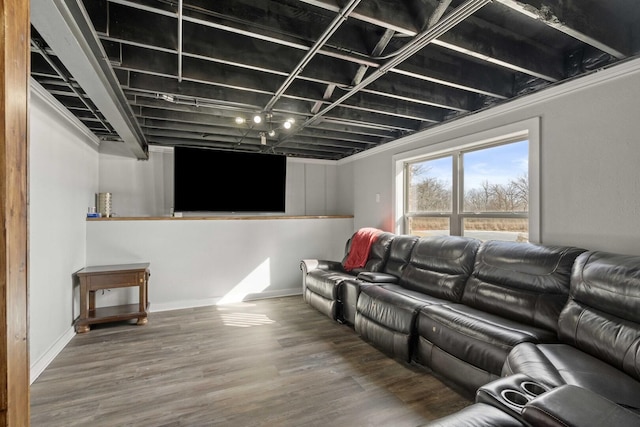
xmin=558 ymin=251 xmax=640 ymax=381
xmin=462 ymin=241 xmax=585 ymax=331
xmin=400 ymin=236 xmax=481 ymax=302
xmin=381 ymin=235 xmax=419 ymax=278
xmin=341 ymin=231 xmax=395 ymax=274
xmin=363 ymin=232 xmax=395 ymax=272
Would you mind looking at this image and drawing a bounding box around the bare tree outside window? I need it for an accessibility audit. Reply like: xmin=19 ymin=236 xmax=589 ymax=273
xmin=408 ymin=163 xmax=452 ymax=212
xmin=464 ymin=174 xmax=528 ymax=213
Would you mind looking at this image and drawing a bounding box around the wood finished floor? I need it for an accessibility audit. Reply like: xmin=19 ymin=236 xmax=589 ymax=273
xmin=31 ymin=296 xmax=472 ymax=426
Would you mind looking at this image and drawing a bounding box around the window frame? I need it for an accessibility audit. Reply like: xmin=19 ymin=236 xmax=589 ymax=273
xmin=393 ymin=118 xmax=540 ymax=242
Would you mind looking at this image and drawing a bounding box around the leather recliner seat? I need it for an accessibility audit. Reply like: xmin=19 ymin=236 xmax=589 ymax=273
xmin=414 ymin=241 xmax=586 ymax=392
xmin=502 ymin=250 xmax=640 ymax=411
xmin=300 ymin=231 xmax=395 ymax=321
xmin=355 ymin=235 xmax=480 ymax=362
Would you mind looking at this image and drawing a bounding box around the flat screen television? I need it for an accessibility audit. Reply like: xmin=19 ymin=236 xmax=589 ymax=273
xmin=174 ymin=147 xmax=286 ymax=213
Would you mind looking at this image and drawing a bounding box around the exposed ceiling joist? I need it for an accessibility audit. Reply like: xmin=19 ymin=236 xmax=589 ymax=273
xmin=300 ymin=0 xmax=492 ymax=129
xmin=29 ymin=0 xmax=639 ymax=160
xmin=495 ymin=0 xmax=629 ymax=59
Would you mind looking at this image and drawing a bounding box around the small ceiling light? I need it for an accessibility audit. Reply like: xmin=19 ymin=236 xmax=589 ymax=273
xmin=235 ymin=117 xmax=246 ymax=125
xmin=268 ymin=129 xmax=276 ymax=137
xmin=160 ymin=93 xmax=174 ymax=102
xmin=253 ymin=115 xmax=262 ymax=124
xmin=283 ymin=118 xmax=295 ymax=129
xmin=260 ymin=132 xmax=267 ymax=145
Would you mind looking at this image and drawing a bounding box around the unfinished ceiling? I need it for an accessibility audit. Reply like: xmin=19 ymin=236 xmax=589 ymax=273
xmin=30 ymin=0 xmax=640 ymax=160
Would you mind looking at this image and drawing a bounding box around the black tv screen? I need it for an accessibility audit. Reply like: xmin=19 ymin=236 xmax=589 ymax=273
xmin=174 ymin=147 xmax=286 ymax=213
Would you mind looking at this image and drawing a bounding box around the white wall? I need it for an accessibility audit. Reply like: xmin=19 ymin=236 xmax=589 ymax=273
xmin=86 ymin=217 xmax=353 ymax=311
xmin=99 ymin=149 xmax=343 ymax=217
xmin=29 ymin=81 xmax=99 ymax=381
xmin=338 ymin=57 xmax=640 ymax=256
xmin=99 ymin=148 xmax=173 ymax=216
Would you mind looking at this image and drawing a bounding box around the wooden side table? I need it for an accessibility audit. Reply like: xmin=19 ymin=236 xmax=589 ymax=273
xmin=75 ymin=263 xmax=150 ymax=333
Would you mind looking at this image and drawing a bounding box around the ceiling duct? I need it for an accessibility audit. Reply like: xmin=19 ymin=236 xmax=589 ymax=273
xmin=31 ymin=0 xmax=149 ymax=159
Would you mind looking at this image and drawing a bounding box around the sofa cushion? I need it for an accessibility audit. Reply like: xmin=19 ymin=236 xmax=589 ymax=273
xmin=503 ymin=342 xmax=640 ymax=411
xmin=305 ymin=270 xmax=354 ymax=299
xmin=357 ymin=285 xmax=446 ymax=336
xmin=462 ymin=241 xmax=585 ymax=332
xmin=355 ymin=284 xmax=449 ymax=361
xmin=339 ymin=230 xmax=395 ymax=271
xmin=400 ymin=236 xmax=480 ymax=302
xmin=417 ymin=303 xmax=558 ymax=376
xmin=558 ymin=250 xmax=640 ymax=382
xmin=381 ymin=235 xmax=419 ymax=278
xmin=362 ymin=231 xmax=395 ymax=272
xmin=304 ymin=290 xmax=338 ymax=320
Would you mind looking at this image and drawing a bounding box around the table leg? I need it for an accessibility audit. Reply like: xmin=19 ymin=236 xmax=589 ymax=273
xmin=76 ymin=324 xmax=90 ymax=333
xmin=137 ymin=271 xmax=148 ymax=326
xmin=77 ymin=279 xmax=91 ymax=333
xmin=89 ymin=291 xmax=96 ymax=312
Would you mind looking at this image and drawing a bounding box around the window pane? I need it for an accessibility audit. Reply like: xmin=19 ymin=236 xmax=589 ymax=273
xmin=408 ymin=156 xmax=452 ymax=212
xmin=408 ymin=217 xmax=450 ymax=237
xmin=463 ymin=218 xmax=528 ymax=242
xmin=463 ymin=141 xmax=528 ymax=213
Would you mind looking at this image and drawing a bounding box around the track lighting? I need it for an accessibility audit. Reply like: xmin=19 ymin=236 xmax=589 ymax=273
xmin=233 ymin=113 xmax=297 ymax=138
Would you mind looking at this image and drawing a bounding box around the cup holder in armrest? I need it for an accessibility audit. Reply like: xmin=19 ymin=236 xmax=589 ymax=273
xmin=500 ymin=389 xmax=530 ymax=407
xmin=477 ymin=374 xmax=550 ymax=420
xmin=520 ymin=381 xmax=548 ymax=397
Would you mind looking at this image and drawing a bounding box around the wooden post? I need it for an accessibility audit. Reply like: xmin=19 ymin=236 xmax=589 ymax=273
xmin=0 ymin=0 xmax=30 ymax=425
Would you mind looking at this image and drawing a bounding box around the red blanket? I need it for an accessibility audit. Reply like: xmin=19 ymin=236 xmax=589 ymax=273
xmin=343 ymin=227 xmax=383 ymax=271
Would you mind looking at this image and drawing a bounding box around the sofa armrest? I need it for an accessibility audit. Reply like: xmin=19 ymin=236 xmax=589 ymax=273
xmin=356 ymin=271 xmax=398 ymax=283
xmin=522 ymin=384 xmax=640 ymax=427
xmin=300 ymin=259 xmax=344 ymax=274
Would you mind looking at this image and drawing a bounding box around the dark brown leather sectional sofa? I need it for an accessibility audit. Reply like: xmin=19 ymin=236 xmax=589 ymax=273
xmin=300 ymin=231 xmax=640 ymax=426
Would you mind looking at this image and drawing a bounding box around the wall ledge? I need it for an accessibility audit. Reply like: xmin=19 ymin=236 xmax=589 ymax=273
xmin=87 ymin=215 xmax=353 ymax=221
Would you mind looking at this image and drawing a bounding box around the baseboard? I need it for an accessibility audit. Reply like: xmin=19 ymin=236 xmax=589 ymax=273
xmin=150 ymin=297 xmax=221 ymax=313
xmin=242 ymin=287 xmax=302 ymax=302
xmin=30 ymin=326 xmax=76 ymax=384
xmin=150 ymin=288 xmax=302 ymax=313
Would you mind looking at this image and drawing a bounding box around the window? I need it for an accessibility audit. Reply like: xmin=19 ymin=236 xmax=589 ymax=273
xmin=406 ymin=156 xmax=453 ymax=237
xmin=394 ymin=119 xmax=539 ymax=242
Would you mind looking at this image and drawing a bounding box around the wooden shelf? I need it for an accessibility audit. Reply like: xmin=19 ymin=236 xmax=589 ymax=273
xmin=87 ymin=215 xmax=353 ymax=221
xmin=87 ymin=303 xmax=149 ymax=323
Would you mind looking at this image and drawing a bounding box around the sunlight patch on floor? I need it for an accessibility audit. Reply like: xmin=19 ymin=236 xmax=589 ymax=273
xmin=218 ymin=312 xmax=275 ymax=328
